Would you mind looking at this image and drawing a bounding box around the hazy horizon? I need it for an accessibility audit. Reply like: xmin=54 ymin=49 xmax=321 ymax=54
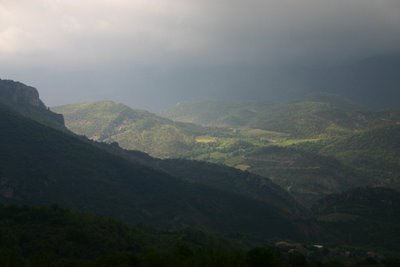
xmin=1 ymin=0 xmax=400 ymax=111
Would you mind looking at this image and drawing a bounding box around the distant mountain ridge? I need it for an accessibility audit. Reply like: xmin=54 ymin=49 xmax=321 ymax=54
xmin=163 ymin=94 xmax=400 ymax=138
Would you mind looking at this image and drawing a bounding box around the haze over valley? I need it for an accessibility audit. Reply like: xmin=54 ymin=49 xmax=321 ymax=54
xmin=1 ymin=1 xmax=400 ymax=266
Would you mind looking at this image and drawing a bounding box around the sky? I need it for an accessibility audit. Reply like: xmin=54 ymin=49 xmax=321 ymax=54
xmin=1 ymin=0 xmax=399 ymax=110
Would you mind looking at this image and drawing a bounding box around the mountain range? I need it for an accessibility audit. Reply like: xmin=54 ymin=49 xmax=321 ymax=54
xmin=1 ymin=78 xmax=400 ymax=261
xmin=54 ymin=92 xmax=400 ymax=205
xmin=163 ymin=94 xmax=400 ymax=138
xmin=0 ymin=79 xmax=311 ymax=241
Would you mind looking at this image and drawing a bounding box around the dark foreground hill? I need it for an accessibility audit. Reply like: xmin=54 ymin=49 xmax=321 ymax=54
xmin=0 ymin=97 xmax=312 ymax=241
xmin=4 ymin=205 xmax=395 ymax=267
xmin=0 ymin=204 xmax=273 ymax=266
xmin=0 ymin=205 xmax=143 ymax=263
xmin=0 ymin=204 xmax=280 ymax=266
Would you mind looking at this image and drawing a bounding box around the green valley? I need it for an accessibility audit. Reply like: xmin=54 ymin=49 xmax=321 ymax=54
xmin=2 ymin=79 xmax=400 ymax=264
xmin=54 ymin=94 xmax=400 ymax=205
xmin=2 ymin=1 xmax=400 ymax=264
xmin=0 ymin=79 xmax=311 ymax=241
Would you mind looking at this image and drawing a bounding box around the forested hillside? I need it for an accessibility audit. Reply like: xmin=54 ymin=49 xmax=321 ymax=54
xmin=0 ymin=101 xmax=311 ymax=241
xmin=55 ymin=93 xmax=400 ymax=205
xmin=54 ymin=101 xmax=228 ymax=158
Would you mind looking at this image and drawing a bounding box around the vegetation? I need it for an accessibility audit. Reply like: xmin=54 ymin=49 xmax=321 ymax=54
xmin=2 ymin=82 xmax=400 ymax=264
xmin=0 ymin=204 xmax=398 ymax=267
xmin=54 ymin=94 xmax=400 ymax=205
xmin=0 ymin=205 xmax=143 ymax=262
xmin=163 ymin=94 xmax=399 ymax=138
xmin=313 ymin=187 xmax=400 ymax=252
xmin=238 ymin=146 xmax=364 ymax=205
xmin=292 ymin=125 xmax=400 ymax=190
xmin=53 ymin=101 xmax=230 ymax=158
xmin=0 ymin=102 xmax=311 ymax=241
xmin=161 ymin=95 xmax=400 ymax=204
xmin=0 ymin=204 xmax=246 ymax=266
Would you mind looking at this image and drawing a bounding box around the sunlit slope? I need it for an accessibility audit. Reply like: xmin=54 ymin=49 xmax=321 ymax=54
xmin=55 ymin=97 xmax=400 ymax=206
xmin=54 ymin=101 xmax=219 ymax=158
xmin=319 ymin=125 xmax=400 ymax=188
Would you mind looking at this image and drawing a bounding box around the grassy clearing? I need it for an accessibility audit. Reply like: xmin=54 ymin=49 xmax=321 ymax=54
xmin=235 ymin=164 xmax=251 ymax=171
xmin=195 ymin=136 xmax=218 ymax=143
xmin=278 ymin=138 xmax=323 ymax=146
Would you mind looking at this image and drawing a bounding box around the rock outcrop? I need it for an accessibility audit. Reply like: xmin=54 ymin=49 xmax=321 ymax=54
xmin=0 ymin=78 xmax=46 ymax=108
xmin=0 ymin=78 xmax=65 ymax=127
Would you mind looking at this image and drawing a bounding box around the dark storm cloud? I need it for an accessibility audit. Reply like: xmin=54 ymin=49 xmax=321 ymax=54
xmin=0 ymin=0 xmax=399 ymax=109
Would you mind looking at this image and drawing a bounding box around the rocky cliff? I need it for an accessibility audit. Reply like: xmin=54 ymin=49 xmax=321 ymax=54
xmin=0 ymin=78 xmax=65 ymax=127
xmin=0 ymin=79 xmax=47 ymax=108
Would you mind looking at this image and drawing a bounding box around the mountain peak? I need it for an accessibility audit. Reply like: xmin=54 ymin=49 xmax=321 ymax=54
xmin=0 ymin=78 xmax=65 ymax=128
xmin=0 ymin=78 xmax=46 ymax=109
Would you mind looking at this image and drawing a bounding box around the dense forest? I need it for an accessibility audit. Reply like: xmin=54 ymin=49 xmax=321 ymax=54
xmin=1 ymin=205 xmax=400 ymax=267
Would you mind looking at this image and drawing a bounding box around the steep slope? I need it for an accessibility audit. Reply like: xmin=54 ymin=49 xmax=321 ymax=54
xmin=0 ymin=78 xmax=65 ymax=129
xmin=83 ymin=141 xmax=309 ymax=218
xmin=0 ymin=102 xmax=310 ymax=240
xmin=313 ymin=187 xmax=400 ymax=251
xmin=153 ymin=158 xmax=307 ymax=217
xmin=0 ymin=79 xmax=45 ymax=108
xmin=53 ymin=101 xmax=225 ymax=158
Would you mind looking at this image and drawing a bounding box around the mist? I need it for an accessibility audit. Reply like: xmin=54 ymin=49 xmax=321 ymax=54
xmin=1 ymin=0 xmax=399 ymax=110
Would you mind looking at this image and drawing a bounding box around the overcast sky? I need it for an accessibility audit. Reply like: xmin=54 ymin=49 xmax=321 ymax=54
xmin=1 ymin=0 xmax=399 ymax=110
